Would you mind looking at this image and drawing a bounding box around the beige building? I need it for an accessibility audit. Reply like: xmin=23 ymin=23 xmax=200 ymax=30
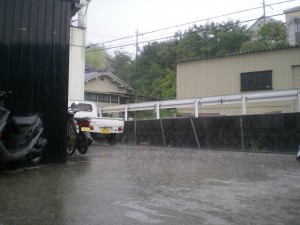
xmin=84 ymin=68 xmax=133 ymax=116
xmin=177 ymin=47 xmax=300 ymax=116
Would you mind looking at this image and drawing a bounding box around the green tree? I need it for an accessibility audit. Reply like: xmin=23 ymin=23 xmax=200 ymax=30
xmin=241 ymin=21 xmax=289 ymax=51
xmin=85 ymin=44 xmax=108 ymax=68
xmin=259 ymin=21 xmax=288 ymax=46
xmin=151 ymin=69 xmax=176 ymax=98
xmin=107 ymin=50 xmax=134 ymax=83
xmin=175 ymin=20 xmax=251 ymax=59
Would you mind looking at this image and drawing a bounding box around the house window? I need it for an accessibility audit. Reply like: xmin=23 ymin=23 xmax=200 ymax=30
xmin=120 ymin=97 xmax=127 ymax=104
xmin=241 ymin=70 xmax=272 ymax=91
xmin=84 ymin=92 xmax=97 ymax=101
xmin=98 ymin=93 xmax=110 ymax=103
xmin=111 ymin=95 xmax=119 ymax=103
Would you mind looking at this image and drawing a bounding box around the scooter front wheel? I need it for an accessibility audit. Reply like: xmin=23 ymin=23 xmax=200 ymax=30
xmin=27 ymin=149 xmax=43 ymax=165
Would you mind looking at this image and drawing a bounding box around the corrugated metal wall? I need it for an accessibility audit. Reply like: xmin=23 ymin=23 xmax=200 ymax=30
xmin=0 ymin=0 xmax=73 ymax=163
xmin=177 ymin=48 xmax=300 ymax=115
xmin=177 ymin=48 xmax=300 ymax=99
xmin=121 ymin=113 xmax=300 ymax=152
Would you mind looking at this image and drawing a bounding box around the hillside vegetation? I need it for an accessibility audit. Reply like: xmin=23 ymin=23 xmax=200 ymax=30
xmin=86 ymin=20 xmax=289 ymax=100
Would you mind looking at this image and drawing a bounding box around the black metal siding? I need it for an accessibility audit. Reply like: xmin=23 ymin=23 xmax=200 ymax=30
xmin=121 ymin=113 xmax=300 ymax=152
xmin=0 ymin=0 xmax=73 ymax=163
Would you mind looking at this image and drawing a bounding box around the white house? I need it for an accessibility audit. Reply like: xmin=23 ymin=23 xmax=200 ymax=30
xmin=284 ymin=6 xmax=300 ymax=46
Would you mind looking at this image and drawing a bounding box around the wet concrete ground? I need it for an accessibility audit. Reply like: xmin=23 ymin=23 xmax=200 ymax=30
xmin=0 ymin=144 xmax=299 ymax=225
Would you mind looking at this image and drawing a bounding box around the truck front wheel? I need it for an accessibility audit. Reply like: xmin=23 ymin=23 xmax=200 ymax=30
xmin=108 ymin=134 xmax=118 ymax=145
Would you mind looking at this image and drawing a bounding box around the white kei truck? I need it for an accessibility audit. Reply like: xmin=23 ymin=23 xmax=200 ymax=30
xmin=68 ymin=100 xmax=124 ymax=145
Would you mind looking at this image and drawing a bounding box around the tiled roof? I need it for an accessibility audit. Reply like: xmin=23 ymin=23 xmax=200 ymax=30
xmin=85 ymin=68 xmax=134 ymax=91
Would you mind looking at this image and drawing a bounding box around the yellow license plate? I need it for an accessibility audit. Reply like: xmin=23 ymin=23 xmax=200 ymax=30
xmin=81 ymin=127 xmax=90 ymax=132
xmin=100 ymin=128 xmax=110 ymax=134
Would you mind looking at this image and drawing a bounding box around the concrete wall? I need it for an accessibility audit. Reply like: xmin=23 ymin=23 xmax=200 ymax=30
xmin=69 ymin=26 xmax=86 ymax=100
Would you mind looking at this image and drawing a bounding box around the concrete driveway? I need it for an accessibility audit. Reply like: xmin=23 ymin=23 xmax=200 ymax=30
xmin=0 ymin=145 xmax=299 ymax=225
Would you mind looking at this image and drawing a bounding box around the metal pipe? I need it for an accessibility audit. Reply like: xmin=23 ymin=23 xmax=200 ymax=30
xmin=191 ymin=119 xmax=200 ymax=149
xmin=160 ymin=119 xmax=166 ymax=147
xmin=125 ymin=105 xmax=128 ymax=121
xmin=100 ymin=89 xmax=299 ymax=114
xmin=156 ymin=103 xmax=160 ymax=119
xmin=194 ymin=100 xmax=199 ymax=117
xmin=242 ymin=96 xmax=247 ymax=115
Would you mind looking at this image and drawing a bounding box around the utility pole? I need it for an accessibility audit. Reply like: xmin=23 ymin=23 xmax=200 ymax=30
xmin=78 ymin=0 xmax=90 ymax=28
xmin=135 ymin=28 xmax=139 ymax=59
xmin=263 ymin=0 xmax=266 ymax=24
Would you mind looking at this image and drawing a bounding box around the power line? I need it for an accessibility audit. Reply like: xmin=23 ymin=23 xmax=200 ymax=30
xmin=86 ymin=12 xmax=287 ymax=53
xmin=86 ymin=0 xmax=297 ymax=48
xmin=88 ymin=0 xmax=128 ymax=12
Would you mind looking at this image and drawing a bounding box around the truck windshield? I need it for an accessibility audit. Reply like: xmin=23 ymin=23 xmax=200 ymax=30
xmin=74 ymin=103 xmax=93 ymax=112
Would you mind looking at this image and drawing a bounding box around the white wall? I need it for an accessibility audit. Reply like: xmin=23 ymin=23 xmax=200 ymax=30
xmin=68 ymin=26 xmax=86 ymax=100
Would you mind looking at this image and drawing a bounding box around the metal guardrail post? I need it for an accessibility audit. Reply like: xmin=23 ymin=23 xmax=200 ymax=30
xmin=125 ymin=105 xmax=128 ymax=121
xmin=194 ymin=99 xmax=199 ymax=117
xmin=156 ymin=103 xmax=160 ymax=119
xmin=242 ymin=95 xmax=247 ymax=115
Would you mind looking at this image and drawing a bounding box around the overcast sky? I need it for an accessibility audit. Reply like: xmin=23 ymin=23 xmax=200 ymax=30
xmin=86 ymin=0 xmax=300 ymax=55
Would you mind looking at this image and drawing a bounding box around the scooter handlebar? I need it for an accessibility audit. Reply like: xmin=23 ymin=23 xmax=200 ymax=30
xmin=0 ymin=91 xmax=12 ymax=99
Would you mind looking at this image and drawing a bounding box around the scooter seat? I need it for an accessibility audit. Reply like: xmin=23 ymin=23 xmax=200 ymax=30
xmin=11 ymin=115 xmax=39 ymax=126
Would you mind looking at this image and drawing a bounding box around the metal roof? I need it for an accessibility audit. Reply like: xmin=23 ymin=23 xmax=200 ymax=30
xmin=176 ymin=45 xmax=300 ymax=64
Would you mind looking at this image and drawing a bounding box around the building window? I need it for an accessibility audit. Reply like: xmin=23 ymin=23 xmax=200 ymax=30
xmin=111 ymin=95 xmax=118 ymax=103
xmin=120 ymin=97 xmax=127 ymax=104
xmin=84 ymin=92 xmax=97 ymax=101
xmin=241 ymin=70 xmax=272 ymax=91
xmin=98 ymin=93 xmax=110 ymax=103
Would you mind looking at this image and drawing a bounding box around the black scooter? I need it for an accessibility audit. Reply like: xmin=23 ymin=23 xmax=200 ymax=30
xmin=0 ymin=91 xmax=47 ymax=165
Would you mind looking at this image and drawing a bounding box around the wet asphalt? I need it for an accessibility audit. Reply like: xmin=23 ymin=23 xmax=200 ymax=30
xmin=0 ymin=144 xmax=299 ymax=225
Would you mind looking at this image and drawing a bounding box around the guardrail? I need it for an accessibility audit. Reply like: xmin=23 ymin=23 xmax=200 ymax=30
xmin=99 ymin=89 xmax=300 ymax=121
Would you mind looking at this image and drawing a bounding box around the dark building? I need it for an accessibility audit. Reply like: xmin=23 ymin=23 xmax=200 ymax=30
xmin=0 ymin=0 xmax=81 ymax=163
